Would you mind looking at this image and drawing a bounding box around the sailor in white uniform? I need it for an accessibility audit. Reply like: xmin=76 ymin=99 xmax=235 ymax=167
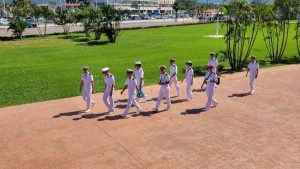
xmin=204 ymin=65 xmax=218 ymax=111
xmin=102 ymin=67 xmax=115 ymax=114
xmin=246 ymin=55 xmax=259 ymax=95
xmin=120 ymin=69 xmax=142 ymax=119
xmin=153 ymin=65 xmax=171 ymax=112
xmin=134 ymin=61 xmax=147 ymax=102
xmin=80 ymin=66 xmax=96 ymax=113
xmin=207 ymin=52 xmax=219 ymax=74
xmin=181 ymin=61 xmax=194 ymax=101
xmin=169 ymin=58 xmax=181 ymax=96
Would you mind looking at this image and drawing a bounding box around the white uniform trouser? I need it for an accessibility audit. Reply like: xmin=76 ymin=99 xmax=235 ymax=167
xmin=136 ymin=80 xmax=145 ymax=102
xmin=155 ymin=87 xmax=171 ymax=110
xmin=249 ymin=75 xmax=255 ymax=92
xmin=82 ymin=88 xmax=94 ymax=110
xmin=123 ymin=94 xmax=141 ymax=116
xmin=186 ymin=79 xmax=193 ymax=100
xmin=205 ymin=85 xmax=218 ymax=110
xmin=170 ymin=77 xmax=181 ymax=96
xmin=103 ymin=89 xmax=115 ymax=112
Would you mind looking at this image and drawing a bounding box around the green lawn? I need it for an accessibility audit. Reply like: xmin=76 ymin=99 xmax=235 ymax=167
xmin=0 ymin=23 xmax=298 ymax=107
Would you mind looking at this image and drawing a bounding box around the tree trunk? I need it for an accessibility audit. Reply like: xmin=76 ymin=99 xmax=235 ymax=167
xmin=95 ymin=31 xmax=101 ymax=40
xmin=44 ymin=22 xmax=47 ymax=37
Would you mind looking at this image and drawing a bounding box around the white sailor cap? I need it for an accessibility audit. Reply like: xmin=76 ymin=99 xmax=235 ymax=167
xmin=250 ymin=55 xmax=256 ymax=59
xmin=127 ymin=69 xmax=134 ymax=73
xmin=134 ymin=61 xmax=142 ymax=65
xmin=101 ymin=67 xmax=109 ymax=72
xmin=82 ymin=66 xmax=89 ymax=70
xmin=160 ymin=65 xmax=167 ymax=69
xmin=186 ymin=61 xmax=192 ymax=65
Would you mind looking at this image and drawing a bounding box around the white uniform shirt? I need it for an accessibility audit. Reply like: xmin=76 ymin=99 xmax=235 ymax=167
xmin=185 ymin=67 xmax=194 ymax=80
xmin=126 ymin=77 xmax=138 ymax=95
xmin=208 ymin=58 xmax=219 ymax=73
xmin=134 ymin=68 xmax=144 ymax=86
xmin=160 ymin=73 xmax=170 ymax=88
xmin=170 ymin=64 xmax=178 ymax=80
xmin=81 ymin=74 xmax=93 ymax=90
xmin=104 ymin=73 xmax=115 ymax=90
xmin=205 ymin=72 xmax=218 ymax=88
xmin=248 ymin=62 xmax=259 ymax=77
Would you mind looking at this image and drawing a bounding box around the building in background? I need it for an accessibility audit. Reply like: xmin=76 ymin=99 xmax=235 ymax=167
xmin=99 ymin=0 xmax=160 ymax=14
xmin=158 ymin=0 xmax=174 ymax=15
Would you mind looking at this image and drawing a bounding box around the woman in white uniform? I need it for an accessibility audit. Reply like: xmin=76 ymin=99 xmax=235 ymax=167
xmin=120 ymin=69 xmax=142 ymax=118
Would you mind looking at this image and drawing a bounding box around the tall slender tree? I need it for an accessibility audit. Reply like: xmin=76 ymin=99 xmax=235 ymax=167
xmin=222 ymin=0 xmax=262 ymax=71
xmin=261 ymin=0 xmax=298 ymax=63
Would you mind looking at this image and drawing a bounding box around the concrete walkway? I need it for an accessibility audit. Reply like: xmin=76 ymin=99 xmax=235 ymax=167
xmin=0 ymin=65 xmax=299 ymax=169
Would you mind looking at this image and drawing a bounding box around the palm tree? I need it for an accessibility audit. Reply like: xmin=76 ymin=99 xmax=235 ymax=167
xmin=101 ymin=4 xmax=121 ymax=43
xmin=262 ymin=0 xmax=298 ymax=64
xmin=222 ymin=1 xmax=262 ymax=71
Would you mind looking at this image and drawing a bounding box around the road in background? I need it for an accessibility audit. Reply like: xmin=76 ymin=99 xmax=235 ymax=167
xmin=0 ymin=18 xmax=206 ymax=38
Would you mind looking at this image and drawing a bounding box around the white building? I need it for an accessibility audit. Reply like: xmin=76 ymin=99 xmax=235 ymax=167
xmin=99 ymin=0 xmax=174 ymax=14
xmin=101 ymin=0 xmax=159 ymax=13
xmin=158 ymin=0 xmax=174 ymax=15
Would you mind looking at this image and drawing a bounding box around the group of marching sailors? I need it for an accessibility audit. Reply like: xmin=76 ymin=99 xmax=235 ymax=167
xmin=80 ymin=53 xmax=259 ymax=118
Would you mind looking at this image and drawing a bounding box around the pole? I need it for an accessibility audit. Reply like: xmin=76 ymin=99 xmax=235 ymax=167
xmin=216 ymin=4 xmax=219 ymax=36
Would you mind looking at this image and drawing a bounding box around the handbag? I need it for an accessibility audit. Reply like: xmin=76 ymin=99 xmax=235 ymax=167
xmin=136 ymin=89 xmax=145 ymax=98
xmin=216 ymin=77 xmax=220 ymax=85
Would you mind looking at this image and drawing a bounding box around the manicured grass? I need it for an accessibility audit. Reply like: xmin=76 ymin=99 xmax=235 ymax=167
xmin=0 ymin=23 xmax=298 ymax=107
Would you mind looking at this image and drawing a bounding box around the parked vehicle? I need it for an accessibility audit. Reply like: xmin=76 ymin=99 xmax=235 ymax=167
xmin=129 ymin=14 xmax=140 ymax=20
xmin=151 ymin=12 xmax=161 ymax=19
xmin=0 ymin=18 xmax=9 ymax=26
xmin=27 ymin=19 xmax=37 ymax=28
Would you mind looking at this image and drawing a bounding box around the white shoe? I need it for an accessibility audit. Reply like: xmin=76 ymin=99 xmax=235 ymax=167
xmin=137 ymin=108 xmax=142 ymax=114
xmin=250 ymin=90 xmax=255 ymax=95
xmin=108 ymin=111 xmax=114 ymax=115
xmin=212 ymin=102 xmax=218 ymax=107
xmin=84 ymin=109 xmax=91 ymax=113
xmin=153 ymin=108 xmax=158 ymax=112
xmin=121 ymin=114 xmax=129 ymax=119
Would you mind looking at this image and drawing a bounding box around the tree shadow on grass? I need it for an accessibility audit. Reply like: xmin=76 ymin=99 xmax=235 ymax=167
xmin=53 ymin=111 xmax=81 ymax=118
xmin=77 ymin=41 xmax=109 ymax=46
xmin=181 ymin=108 xmax=206 ymax=115
xmin=228 ymin=92 xmax=250 ymax=98
xmin=57 ymin=35 xmax=83 ymax=40
xmin=281 ymin=56 xmax=300 ymax=64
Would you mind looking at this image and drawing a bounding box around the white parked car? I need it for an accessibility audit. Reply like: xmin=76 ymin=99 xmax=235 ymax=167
xmin=0 ymin=18 xmax=9 ymax=26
